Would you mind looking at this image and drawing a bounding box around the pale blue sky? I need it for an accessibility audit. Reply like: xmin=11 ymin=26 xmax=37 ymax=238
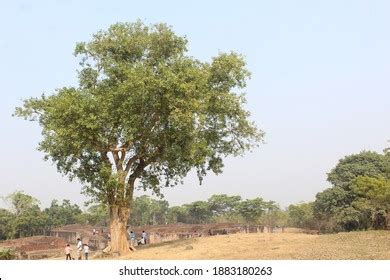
xmin=1 ymin=0 xmax=389 ymax=209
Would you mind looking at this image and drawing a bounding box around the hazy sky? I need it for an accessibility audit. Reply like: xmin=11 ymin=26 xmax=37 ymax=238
xmin=1 ymin=0 xmax=389 ymax=209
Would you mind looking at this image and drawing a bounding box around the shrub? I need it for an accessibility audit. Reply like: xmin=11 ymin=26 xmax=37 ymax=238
xmin=0 ymin=249 xmax=16 ymax=260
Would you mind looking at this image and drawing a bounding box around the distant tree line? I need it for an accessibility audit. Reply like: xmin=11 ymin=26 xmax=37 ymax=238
xmin=0 ymin=193 xmax=109 ymax=240
xmin=1 ymin=148 xmax=389 ymax=240
xmin=129 ymin=194 xmax=288 ymax=229
xmin=0 ymin=191 xmax=288 ymax=240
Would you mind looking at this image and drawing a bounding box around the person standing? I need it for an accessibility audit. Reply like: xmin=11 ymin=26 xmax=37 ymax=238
xmin=130 ymin=231 xmax=136 ymax=247
xmin=76 ymin=238 xmax=83 ymax=260
xmin=83 ymin=243 xmax=89 ymax=260
xmin=65 ymin=244 xmax=72 ymax=260
xmin=141 ymin=230 xmax=147 ymax=245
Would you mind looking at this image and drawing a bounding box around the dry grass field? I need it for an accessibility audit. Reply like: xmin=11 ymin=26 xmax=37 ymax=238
xmin=116 ymin=230 xmax=390 ymax=260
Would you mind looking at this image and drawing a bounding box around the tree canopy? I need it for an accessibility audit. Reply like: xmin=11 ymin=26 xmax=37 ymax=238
xmin=327 ymin=151 xmax=389 ymax=190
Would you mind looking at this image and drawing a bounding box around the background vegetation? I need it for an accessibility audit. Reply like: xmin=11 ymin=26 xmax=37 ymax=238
xmin=1 ymin=148 xmax=389 ymax=240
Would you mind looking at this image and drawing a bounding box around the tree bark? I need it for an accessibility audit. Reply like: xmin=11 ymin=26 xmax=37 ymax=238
xmin=109 ymin=205 xmax=130 ymax=255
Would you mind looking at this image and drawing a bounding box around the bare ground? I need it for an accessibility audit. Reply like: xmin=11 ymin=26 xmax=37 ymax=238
xmin=114 ymin=230 xmax=390 ymax=260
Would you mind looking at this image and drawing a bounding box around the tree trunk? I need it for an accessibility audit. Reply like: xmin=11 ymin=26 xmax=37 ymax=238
xmin=109 ymin=205 xmax=131 ymax=255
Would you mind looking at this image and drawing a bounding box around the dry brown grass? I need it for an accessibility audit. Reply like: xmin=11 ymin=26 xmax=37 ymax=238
xmin=116 ymin=230 xmax=390 ymax=260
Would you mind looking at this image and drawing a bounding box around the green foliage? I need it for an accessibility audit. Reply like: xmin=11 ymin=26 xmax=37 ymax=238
xmin=81 ymin=204 xmax=109 ymax=226
xmin=313 ymin=187 xmax=354 ymax=219
xmin=4 ymin=191 xmax=47 ymax=238
xmin=352 ymin=176 xmax=390 ymax=208
xmin=9 ymin=205 xmax=47 ymax=238
xmin=351 ymin=176 xmax=390 ymax=229
xmin=236 ymin=198 xmax=266 ymax=223
xmin=1 ymin=191 xmax=110 ymax=239
xmin=327 ymin=151 xmax=389 ymax=190
xmin=1 ymin=189 xmax=290 ymax=239
xmin=129 ymin=194 xmax=280 ymax=226
xmin=44 ymin=199 xmax=83 ymax=228
xmin=0 ymin=209 xmax=14 ymax=240
xmin=0 ymin=249 xmax=16 ymax=260
xmin=6 ymin=191 xmax=40 ymax=215
xmin=287 ymin=202 xmax=315 ymax=229
xmin=14 ymin=21 xmax=263 ymax=213
xmin=313 ymin=186 xmax=358 ymax=232
xmin=185 ymin=201 xmax=212 ymax=224
xmin=333 ymin=206 xmax=362 ymax=232
xmin=129 ymin=195 xmax=169 ymax=226
xmin=259 ymin=201 xmax=286 ymax=229
xmin=167 ymin=206 xmax=189 ymax=224
xmin=207 ymin=194 xmax=241 ymax=217
xmin=273 ymin=210 xmax=289 ymax=228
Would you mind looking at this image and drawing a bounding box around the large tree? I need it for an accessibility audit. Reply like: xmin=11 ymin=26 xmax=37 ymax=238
xmin=14 ymin=22 xmax=262 ymax=254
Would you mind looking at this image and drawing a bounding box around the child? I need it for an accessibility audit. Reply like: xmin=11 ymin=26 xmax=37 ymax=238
xmin=65 ymin=244 xmax=72 ymax=260
xmin=83 ymin=243 xmax=89 ymax=260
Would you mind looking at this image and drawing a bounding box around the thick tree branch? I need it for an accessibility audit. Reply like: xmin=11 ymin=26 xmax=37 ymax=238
xmin=100 ymin=151 xmax=116 ymax=204
xmin=125 ymin=153 xmax=143 ymax=173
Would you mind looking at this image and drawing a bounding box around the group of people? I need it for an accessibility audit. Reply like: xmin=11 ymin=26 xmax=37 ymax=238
xmin=64 ymin=238 xmax=89 ymax=260
xmin=64 ymin=230 xmax=149 ymax=259
xmin=129 ymin=230 xmax=148 ymax=246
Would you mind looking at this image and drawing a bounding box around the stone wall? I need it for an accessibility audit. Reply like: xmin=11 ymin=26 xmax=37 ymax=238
xmin=0 ymin=236 xmax=66 ymax=259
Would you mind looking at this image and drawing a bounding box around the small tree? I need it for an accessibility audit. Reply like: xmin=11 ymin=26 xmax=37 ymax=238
xmin=4 ymin=192 xmax=47 ymax=238
xmin=260 ymin=201 xmax=280 ymax=232
xmin=287 ymin=202 xmax=315 ymax=229
xmin=6 ymin=191 xmax=40 ymax=216
xmin=14 ymin=21 xmax=263 ymax=254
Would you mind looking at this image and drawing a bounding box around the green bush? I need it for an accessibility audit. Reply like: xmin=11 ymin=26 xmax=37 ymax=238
xmin=0 ymin=249 xmax=16 ymax=260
